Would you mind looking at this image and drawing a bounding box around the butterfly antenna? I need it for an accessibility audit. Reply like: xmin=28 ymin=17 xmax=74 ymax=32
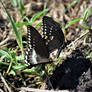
xmin=56 ymin=43 xmax=65 ymax=58
xmin=42 ymin=65 xmax=54 ymax=89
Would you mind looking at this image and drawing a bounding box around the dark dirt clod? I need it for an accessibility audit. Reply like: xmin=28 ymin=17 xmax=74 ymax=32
xmin=47 ymin=49 xmax=92 ymax=91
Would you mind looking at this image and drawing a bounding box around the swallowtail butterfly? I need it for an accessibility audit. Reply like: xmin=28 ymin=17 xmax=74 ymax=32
xmin=25 ymin=16 xmax=65 ymax=65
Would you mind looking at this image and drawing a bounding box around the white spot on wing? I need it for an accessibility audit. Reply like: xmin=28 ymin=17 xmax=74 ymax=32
xmin=31 ymin=49 xmax=38 ymax=64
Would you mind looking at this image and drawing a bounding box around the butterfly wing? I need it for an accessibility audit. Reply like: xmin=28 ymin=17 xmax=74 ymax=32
xmin=25 ymin=25 xmax=50 ymax=65
xmin=42 ymin=16 xmax=65 ymax=57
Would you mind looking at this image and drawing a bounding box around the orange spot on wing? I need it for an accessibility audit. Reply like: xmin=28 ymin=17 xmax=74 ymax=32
xmin=50 ymin=36 xmax=54 ymax=40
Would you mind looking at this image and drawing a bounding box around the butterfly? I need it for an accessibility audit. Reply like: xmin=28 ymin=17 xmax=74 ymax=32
xmin=25 ymin=25 xmax=52 ymax=65
xmin=25 ymin=16 xmax=65 ymax=65
xmin=42 ymin=16 xmax=65 ymax=57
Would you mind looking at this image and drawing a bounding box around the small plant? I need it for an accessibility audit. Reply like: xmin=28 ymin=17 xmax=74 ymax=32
xmin=0 ymin=0 xmax=48 ymax=76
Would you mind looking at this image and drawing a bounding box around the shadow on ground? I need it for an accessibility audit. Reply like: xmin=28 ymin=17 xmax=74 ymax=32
xmin=47 ymin=50 xmax=92 ymax=92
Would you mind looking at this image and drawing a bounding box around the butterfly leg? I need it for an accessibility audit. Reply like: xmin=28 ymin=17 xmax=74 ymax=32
xmin=42 ymin=65 xmax=54 ymax=89
xmin=56 ymin=45 xmax=64 ymax=58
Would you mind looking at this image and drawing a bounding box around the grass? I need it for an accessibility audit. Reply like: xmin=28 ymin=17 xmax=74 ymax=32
xmin=0 ymin=0 xmax=48 ymax=76
xmin=0 ymin=0 xmax=91 ymax=88
xmin=65 ymin=7 xmax=92 ymax=29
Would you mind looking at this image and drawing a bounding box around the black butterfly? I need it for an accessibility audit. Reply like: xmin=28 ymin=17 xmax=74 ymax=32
xmin=25 ymin=16 xmax=65 ymax=65
xmin=25 ymin=25 xmax=52 ymax=65
xmin=42 ymin=16 xmax=65 ymax=57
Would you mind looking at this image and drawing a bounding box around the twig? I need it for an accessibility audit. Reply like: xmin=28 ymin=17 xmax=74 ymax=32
xmin=7 ymin=60 xmax=13 ymax=73
xmin=0 ymin=72 xmax=12 ymax=92
xmin=66 ymin=30 xmax=89 ymax=48
xmin=19 ymin=87 xmax=69 ymax=92
xmin=0 ymin=89 xmax=4 ymax=92
xmin=60 ymin=30 xmax=89 ymax=59
xmin=0 ymin=36 xmax=10 ymax=46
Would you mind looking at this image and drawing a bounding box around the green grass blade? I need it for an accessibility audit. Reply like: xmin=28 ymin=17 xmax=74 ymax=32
xmin=12 ymin=63 xmax=26 ymax=70
xmin=29 ymin=9 xmax=48 ymax=24
xmin=10 ymin=0 xmax=18 ymax=7
xmin=69 ymin=0 xmax=78 ymax=8
xmin=65 ymin=17 xmax=83 ymax=29
xmin=83 ymin=7 xmax=92 ymax=21
xmin=0 ymin=1 xmax=23 ymax=54
xmin=18 ymin=0 xmax=24 ymax=15
xmin=0 ymin=62 xmax=9 ymax=66
xmin=0 ymin=50 xmax=12 ymax=59
xmin=35 ymin=21 xmax=42 ymax=28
